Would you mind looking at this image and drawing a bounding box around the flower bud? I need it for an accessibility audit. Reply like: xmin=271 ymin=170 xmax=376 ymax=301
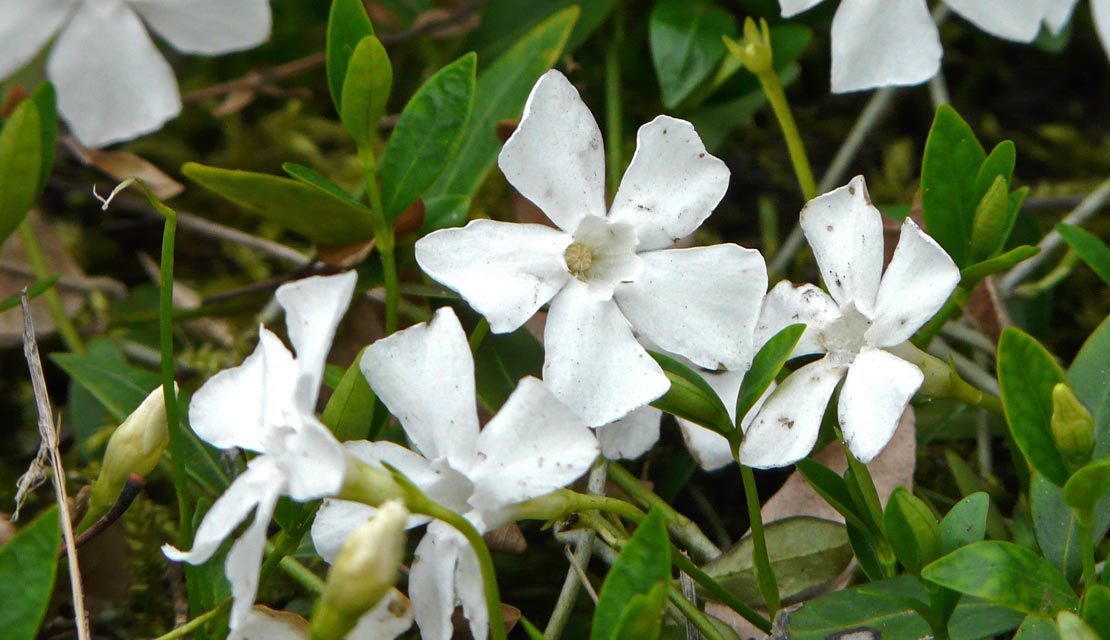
xmin=724 ymin=17 xmax=774 ymax=76
xmin=82 ymin=384 xmax=174 ymax=529
xmin=1050 ymin=383 xmax=1094 ymax=472
xmin=311 ymin=500 xmax=408 ymax=640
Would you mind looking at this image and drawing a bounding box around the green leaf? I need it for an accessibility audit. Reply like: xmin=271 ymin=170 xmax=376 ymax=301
xmin=884 ymin=487 xmax=941 ymax=575
xmin=463 ymin=0 xmax=616 ymax=65
xmin=1014 ymin=615 xmax=1062 ymax=640
xmin=28 ymin=83 xmax=57 ymax=199
xmin=518 ymin=616 xmax=547 ymax=640
xmin=1057 ymin=611 xmax=1100 ymax=639
xmin=702 ymin=516 xmax=852 ymax=607
xmin=960 ymin=244 xmax=1040 ymax=284
xmin=1057 ymin=223 xmax=1110 ymax=286
xmin=795 ymin=459 xmax=875 ymax=533
xmin=1080 ymin=584 xmax=1110 ymax=638
xmin=422 ymin=194 xmax=470 ymax=233
xmin=610 ymin=583 xmax=666 ymax=640
xmin=0 ymin=97 xmax=42 ymax=245
xmin=921 ymin=541 xmax=1078 ymax=617
xmin=939 ymin=492 xmax=989 ymax=554
xmin=473 ymin=321 xmax=544 ymax=412
xmin=0 ymin=275 xmax=58 ymax=311
xmin=340 ymin=35 xmax=392 ymax=150
xmin=969 ymin=175 xmax=1014 ymax=262
xmin=649 ymin=0 xmax=737 ymax=109
xmin=428 ymin=7 xmax=578 ymax=201
xmin=1031 ymin=472 xmax=1110 ymax=583
xmin=282 ymin=162 xmax=373 ymax=213
xmin=326 ymin=0 xmax=374 ymax=113
xmin=997 ymin=328 xmax=1071 ymax=486
xmin=648 ymin=350 xmax=733 ymax=437
xmin=920 ymin=104 xmax=987 ymax=266
xmin=183 ymin=162 xmax=376 ymax=245
xmin=0 ymin=507 xmax=59 ymax=640
xmin=321 ymin=346 xmax=379 ymax=442
xmin=380 ymin=53 xmax=476 ymax=220
xmin=734 ymin=323 xmax=804 ymax=428
xmin=1069 ymin=315 xmax=1110 ymax=458
xmin=974 ymin=140 xmax=1016 ymax=200
xmin=593 ymin=508 xmax=671 ymax=640
xmin=1063 ymin=458 xmax=1110 ymax=521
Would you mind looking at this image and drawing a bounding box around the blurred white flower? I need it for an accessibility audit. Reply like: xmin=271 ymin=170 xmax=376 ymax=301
xmin=1041 ymin=0 xmax=1110 ymax=61
xmin=739 ymin=176 xmax=959 ymax=468
xmin=415 ymin=69 xmax=766 ymax=427
xmin=312 ymin=307 xmax=598 ymax=640
xmin=0 ymin=0 xmax=271 ymax=147
xmin=163 ymin=272 xmax=357 ymax=632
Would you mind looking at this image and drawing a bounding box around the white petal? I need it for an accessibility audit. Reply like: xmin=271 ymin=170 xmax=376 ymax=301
xmin=755 ymin=281 xmax=839 ymax=357
xmin=597 ymin=405 xmax=663 ymax=461
xmin=676 ymin=370 xmax=745 ymax=471
xmin=570 ymin=216 xmax=643 ymax=300
xmin=226 ymin=480 xmax=282 ymax=631
xmin=1093 ymin=0 xmax=1110 ymax=62
xmin=274 ymin=417 xmax=347 ymax=501
xmin=739 ymin=358 xmax=844 ymax=469
xmin=543 ymin=281 xmax=670 ymax=427
xmin=0 ymin=0 xmax=71 ymax=80
xmin=415 ymin=221 xmax=571 ymax=333
xmin=275 ymin=272 xmax=358 ymax=409
xmin=409 ymin=525 xmax=461 ymax=640
xmin=614 ymin=244 xmax=767 ymax=370
xmin=945 ymin=0 xmax=1047 ymax=41
xmin=608 ymin=116 xmax=730 ymax=251
xmin=453 ymin=524 xmax=489 ymax=640
xmin=497 ymin=70 xmax=606 ymax=232
xmin=131 ymin=0 xmax=271 ymax=54
xmin=800 ymin=176 xmax=884 ymax=315
xmin=48 ymin=2 xmax=180 ymax=147
xmin=230 ymin=607 xmax=310 ymax=640
xmin=344 ymin=440 xmax=473 ymax=516
xmin=468 ymin=377 xmax=598 ymax=514
xmin=361 ymin=308 xmax=480 ymax=468
xmin=838 ymin=348 xmax=922 ymax=463
xmin=830 ymin=0 xmax=941 ymax=92
xmin=348 ymin=589 xmax=415 ymax=640
xmin=1044 ymin=0 xmax=1081 ymax=33
xmin=866 ymin=218 xmax=960 ymax=348
xmin=780 ymin=0 xmax=826 ymax=17
xmin=312 ymin=499 xmax=379 ymax=564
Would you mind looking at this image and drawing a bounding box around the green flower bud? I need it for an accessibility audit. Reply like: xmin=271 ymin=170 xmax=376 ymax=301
xmin=311 ymin=500 xmax=408 ymax=640
xmin=1050 ymin=383 xmax=1094 ymax=472
xmin=724 ymin=17 xmax=774 ymax=76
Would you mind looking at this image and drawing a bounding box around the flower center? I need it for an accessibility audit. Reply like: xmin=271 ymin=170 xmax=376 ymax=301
xmin=564 ymin=242 xmax=594 ymax=276
xmin=820 ymin=304 xmax=871 ymax=365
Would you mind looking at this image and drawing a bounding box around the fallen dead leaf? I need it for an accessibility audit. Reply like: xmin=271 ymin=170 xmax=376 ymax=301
xmin=64 ymin=136 xmax=184 ymax=201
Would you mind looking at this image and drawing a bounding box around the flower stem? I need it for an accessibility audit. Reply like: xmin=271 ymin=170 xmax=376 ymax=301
xmin=360 ymin=147 xmax=399 ymax=334
xmin=604 ymin=3 xmax=625 ymax=198
xmin=1013 ymin=249 xmax=1079 ymax=298
xmin=740 ymin=465 xmax=780 ymax=616
xmin=469 ymin=317 xmax=490 ymax=353
xmin=17 ymin=220 xmax=85 ymax=354
xmin=670 ymin=546 xmax=772 ymax=633
xmin=667 ymin=585 xmax=731 ymax=640
xmin=151 ymin=599 xmax=230 ymax=640
xmin=1079 ymin=519 xmax=1097 ymax=591
xmin=754 ymin=67 xmax=816 ymax=201
xmin=544 ymin=460 xmax=607 ymax=639
xmin=607 ymin=464 xmax=721 ymax=562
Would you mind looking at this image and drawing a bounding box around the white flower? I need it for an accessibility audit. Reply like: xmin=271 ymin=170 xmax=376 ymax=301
xmin=739 ymin=176 xmax=959 ymax=468
xmin=163 ymin=272 xmax=357 ymax=631
xmin=0 ymin=0 xmax=271 ymax=147
xmin=1041 ymin=0 xmax=1110 ymax=62
xmin=311 ymin=307 xmax=598 ymax=640
xmin=415 ymin=70 xmax=767 ymax=427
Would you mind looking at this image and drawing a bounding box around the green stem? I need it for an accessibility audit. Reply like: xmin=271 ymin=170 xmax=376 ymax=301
xmin=276 ymin=550 xmax=326 ymax=595
xmin=360 ymin=147 xmax=399 ymax=335
xmin=151 ymin=600 xmax=231 ymax=640
xmin=608 ymin=464 xmax=720 ymax=562
xmin=667 ymin=585 xmax=730 ymax=640
xmin=1079 ymin=519 xmax=1097 ymax=590
xmin=604 ymin=2 xmax=624 ymax=198
xmin=1013 ymin=249 xmax=1079 ymax=298
xmin=740 ymin=465 xmax=780 ymax=617
xmin=469 ymin=317 xmax=490 ymax=353
xmin=17 ymin=221 xmax=84 ymax=354
xmin=754 ymin=68 xmax=817 ymax=200
xmin=670 ymin=547 xmax=772 ymax=633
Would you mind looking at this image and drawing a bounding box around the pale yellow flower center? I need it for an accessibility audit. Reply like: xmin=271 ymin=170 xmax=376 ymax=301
xmin=564 ymin=242 xmax=594 ymax=276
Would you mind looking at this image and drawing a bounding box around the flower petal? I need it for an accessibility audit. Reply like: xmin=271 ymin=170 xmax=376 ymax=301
xmin=312 ymin=499 xmax=379 ymax=564
xmin=1093 ymin=0 xmax=1110 ymax=62
xmin=614 ymin=244 xmax=767 ymax=369
xmin=866 ymin=218 xmax=960 ymax=347
xmin=348 ymin=589 xmax=415 ymax=640
xmin=230 ymin=606 xmax=310 ymax=640
xmin=597 ymin=405 xmax=663 ymax=461
xmin=275 ymin=272 xmax=358 ymax=409
xmin=739 ymin=358 xmax=844 ymax=469
xmin=0 ymin=0 xmax=71 ymax=80
xmin=830 ymin=0 xmax=941 ymax=92
xmin=755 ymin=281 xmax=839 ymax=357
xmin=345 ymin=440 xmax=472 ymax=516
xmin=945 ymin=0 xmax=1047 ymax=41
xmin=780 ymin=0 xmax=826 ymax=17
xmin=415 ymin=220 xmax=571 ymax=333
xmin=676 ymin=370 xmax=745 ymax=471
xmin=799 ymin=176 xmax=884 ymax=315
xmin=274 ymin=417 xmax=347 ymax=501
xmin=468 ymin=377 xmax=598 ymax=515
xmin=226 ymin=479 xmax=282 ymax=631
xmin=361 ymin=308 xmax=480 ymax=467
xmin=838 ymin=348 xmax=922 ymax=463
xmin=497 ymin=70 xmax=606 ymax=231
xmin=544 ymin=281 xmax=670 ymax=427
xmin=608 ymin=116 xmax=730 ymax=251
xmin=1044 ymin=0 xmax=1081 ymax=33
xmin=409 ymin=524 xmax=462 ymax=640
xmin=131 ymin=0 xmax=271 ymax=54
xmin=48 ymin=2 xmax=180 ymax=147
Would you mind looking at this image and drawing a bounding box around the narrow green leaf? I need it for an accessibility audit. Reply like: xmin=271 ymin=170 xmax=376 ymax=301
xmin=28 ymin=82 xmax=57 ymax=198
xmin=0 ymin=275 xmax=58 ymax=311
xmin=1069 ymin=315 xmax=1110 ymax=458
xmin=795 ymin=459 xmax=874 ymax=533
xmin=380 ymin=53 xmax=476 ymax=220
xmin=462 ymin=0 xmax=616 ymax=64
xmin=997 ymin=328 xmax=1071 ymax=486
xmin=969 ymin=175 xmax=1013 ymax=262
xmin=884 ymin=487 xmax=942 ymax=575
xmin=609 ymin=583 xmax=666 ymax=640
xmin=422 ymin=194 xmax=470 ymax=233
xmin=340 ymin=35 xmax=392 ymax=150
xmin=921 ymin=541 xmax=1078 ymax=617
xmin=920 ymin=105 xmax=987 ymax=266
xmin=282 ymin=162 xmax=372 ymax=212
xmin=1080 ymin=585 xmax=1110 ymax=638
xmin=0 ymin=98 xmax=42 ymax=245
xmin=649 ymin=350 xmax=733 ymax=436
xmin=322 ymin=346 xmax=378 ymax=442
xmin=1057 ymin=223 xmax=1110 ymax=285
xmin=974 ymin=140 xmax=1016 ymax=199
xmin=326 ymin=0 xmax=374 ymax=112
xmin=183 ymin=162 xmax=376 ymax=245
xmin=649 ymin=0 xmax=737 ymax=109
xmin=734 ymin=323 xmax=804 ymax=428
xmin=960 ymin=244 xmax=1040 ymax=284
xmin=518 ymin=616 xmax=547 ymax=640
xmin=593 ymin=508 xmax=671 ymax=640
xmin=0 ymin=507 xmax=59 ymax=640
xmin=939 ymin=492 xmax=989 ymax=554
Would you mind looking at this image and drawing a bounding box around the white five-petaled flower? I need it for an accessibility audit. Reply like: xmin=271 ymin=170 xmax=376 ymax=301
xmin=0 ymin=0 xmax=271 ymax=147
xmin=163 ymin=272 xmax=357 ymax=632
xmin=415 ymin=70 xmax=767 ymax=427
xmin=739 ymin=176 xmax=960 ymax=468
xmin=311 ymin=307 xmax=598 ymax=640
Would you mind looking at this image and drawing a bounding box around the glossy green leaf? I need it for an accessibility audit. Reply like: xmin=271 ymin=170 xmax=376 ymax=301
xmin=0 ymin=507 xmax=59 ymax=640
xmin=1031 ymin=472 xmax=1110 ymax=583
xmin=1069 ymin=315 xmax=1110 ymax=458
xmin=1063 ymin=459 xmax=1110 ymax=521
xmin=0 ymin=97 xmax=42 ymax=245
xmin=921 ymin=541 xmax=1078 ymax=617
xmin=649 ymin=350 xmax=733 ymax=437
xmin=920 ymin=104 xmax=986 ymax=266
xmin=884 ymin=487 xmax=941 ymax=575
xmin=326 ymin=0 xmax=374 ymax=112
xmin=974 ymin=140 xmax=1016 ymax=200
xmin=1080 ymin=585 xmax=1110 ymax=638
xmin=428 ymin=7 xmax=578 ymax=201
xmin=593 ymin=509 xmax=671 ymax=640
xmin=380 ymin=53 xmax=476 ymax=220
xmin=340 ymin=35 xmax=392 ymax=150
xmin=1058 ymin=223 xmax=1110 ymax=285
xmin=183 ymin=162 xmax=376 ymax=245
xmin=609 ymin=583 xmax=666 ymax=640
xmin=734 ymin=323 xmax=804 ymax=428
xmin=649 ymin=0 xmax=737 ymax=108
xmin=702 ymin=516 xmax=852 ymax=607
xmin=28 ymin=83 xmax=57 ymax=199
xmin=1057 ymin=611 xmax=1100 ymax=639
xmin=282 ymin=162 xmax=372 ymax=212
xmin=939 ymin=492 xmax=989 ymax=554
xmin=960 ymin=244 xmax=1039 ymax=284
xmin=322 ymin=346 xmax=378 ymax=442
xmin=997 ymin=328 xmax=1071 ymax=486
xmin=1014 ymin=615 xmax=1062 ymax=640
xmin=421 ymin=194 xmax=470 ymax=233
xmin=969 ymin=175 xmax=1013 ymax=262
xmin=795 ymin=459 xmax=874 ymax=533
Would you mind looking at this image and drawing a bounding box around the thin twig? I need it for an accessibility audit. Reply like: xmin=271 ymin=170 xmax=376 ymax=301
xmin=545 ymin=460 xmax=608 ymax=638
xmin=20 ymin=290 xmax=91 ymax=640
xmin=62 ymin=474 xmax=146 ymax=557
